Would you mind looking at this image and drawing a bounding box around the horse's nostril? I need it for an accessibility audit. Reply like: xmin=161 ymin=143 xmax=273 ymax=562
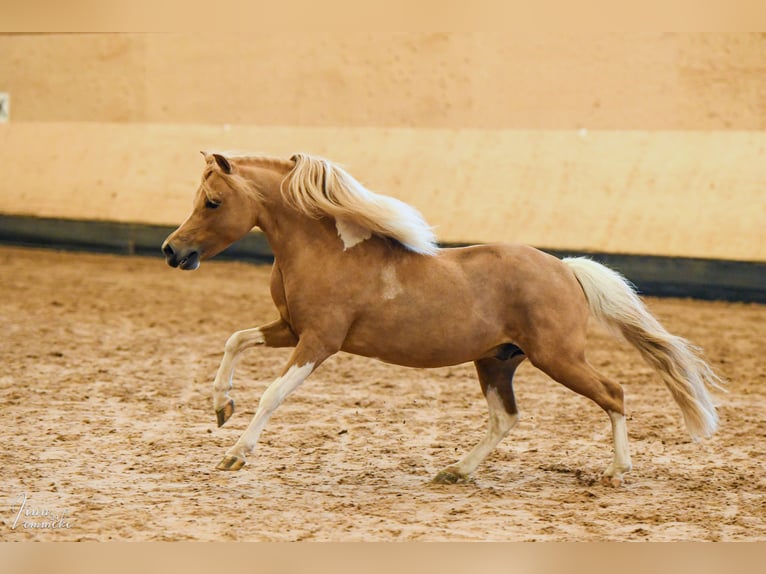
xmin=162 ymin=243 xmax=175 ymax=257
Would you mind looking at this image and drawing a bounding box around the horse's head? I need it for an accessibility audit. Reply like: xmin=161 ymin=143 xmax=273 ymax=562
xmin=162 ymin=153 xmax=258 ymax=270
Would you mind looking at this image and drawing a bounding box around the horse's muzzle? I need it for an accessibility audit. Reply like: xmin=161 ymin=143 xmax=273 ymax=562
xmin=162 ymin=241 xmax=200 ymax=271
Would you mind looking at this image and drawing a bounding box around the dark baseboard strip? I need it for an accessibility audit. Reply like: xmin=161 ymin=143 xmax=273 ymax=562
xmin=0 ymin=214 xmax=274 ymax=263
xmin=1 ymin=214 xmax=764 ymax=303
xmin=537 ymin=249 xmax=765 ymax=303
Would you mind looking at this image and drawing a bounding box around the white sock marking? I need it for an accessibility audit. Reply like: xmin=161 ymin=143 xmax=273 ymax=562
xmin=606 ymin=411 xmax=633 ymax=478
xmin=451 ymin=386 xmax=518 ymax=476
xmin=213 ymin=328 xmax=265 ymax=411
xmin=228 ymin=362 xmax=315 ymax=458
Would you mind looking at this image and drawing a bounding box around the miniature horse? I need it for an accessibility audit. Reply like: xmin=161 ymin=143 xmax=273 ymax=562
xmin=162 ymin=152 xmax=722 ymax=486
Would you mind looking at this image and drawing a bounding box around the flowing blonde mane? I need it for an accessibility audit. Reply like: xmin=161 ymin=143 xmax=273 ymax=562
xmin=282 ymin=153 xmax=439 ymax=255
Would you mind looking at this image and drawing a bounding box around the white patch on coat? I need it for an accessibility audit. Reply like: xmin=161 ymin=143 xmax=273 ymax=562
xmin=336 ymin=217 xmax=372 ymax=250
xmin=381 ymin=264 xmax=404 ymax=300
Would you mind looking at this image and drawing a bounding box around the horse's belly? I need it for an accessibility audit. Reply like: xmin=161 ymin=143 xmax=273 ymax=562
xmin=340 ymin=313 xmax=505 ymax=369
xmin=341 ymin=340 xmax=488 ymax=369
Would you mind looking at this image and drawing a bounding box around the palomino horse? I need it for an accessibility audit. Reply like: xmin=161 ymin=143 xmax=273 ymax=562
xmin=162 ymin=152 xmax=723 ymax=486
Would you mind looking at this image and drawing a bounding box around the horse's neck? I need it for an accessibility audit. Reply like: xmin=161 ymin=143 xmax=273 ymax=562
xmin=242 ymin=161 xmax=366 ymax=266
xmin=274 ymin=218 xmax=346 ymax=276
xmin=256 ymin=186 xmax=340 ymax=264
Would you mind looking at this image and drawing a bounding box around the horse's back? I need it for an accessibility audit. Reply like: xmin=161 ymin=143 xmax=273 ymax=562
xmin=441 ymin=242 xmax=574 ymax=292
xmin=440 ymin=242 xmax=590 ymax=338
xmin=443 ymin=242 xmax=555 ymax=265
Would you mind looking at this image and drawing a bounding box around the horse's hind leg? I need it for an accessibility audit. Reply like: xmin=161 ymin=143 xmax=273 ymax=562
xmin=528 ymin=346 xmax=632 ymax=487
xmin=212 ymin=318 xmax=297 ymax=427
xmin=433 ymin=355 xmax=524 ymax=484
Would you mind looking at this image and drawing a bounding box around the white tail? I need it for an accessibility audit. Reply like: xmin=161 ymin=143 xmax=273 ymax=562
xmin=564 ymin=257 xmax=724 ymax=440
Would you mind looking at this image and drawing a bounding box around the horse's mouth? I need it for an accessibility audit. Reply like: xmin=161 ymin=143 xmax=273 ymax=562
xmin=162 ymin=240 xmax=201 ymax=270
xmin=165 ymin=250 xmax=200 ymax=270
xmin=177 ymin=252 xmax=201 ymax=270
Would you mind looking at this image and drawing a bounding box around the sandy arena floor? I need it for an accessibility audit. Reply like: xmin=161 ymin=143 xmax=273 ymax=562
xmin=0 ymin=246 xmax=764 ymax=541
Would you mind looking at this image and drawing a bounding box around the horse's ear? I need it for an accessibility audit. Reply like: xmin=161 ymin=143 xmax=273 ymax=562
xmin=200 ymin=150 xmax=211 ymax=161
xmin=212 ymin=153 xmax=233 ymax=174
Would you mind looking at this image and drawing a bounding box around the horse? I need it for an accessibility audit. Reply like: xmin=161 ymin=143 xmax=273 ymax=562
xmin=161 ymin=151 xmax=723 ymax=487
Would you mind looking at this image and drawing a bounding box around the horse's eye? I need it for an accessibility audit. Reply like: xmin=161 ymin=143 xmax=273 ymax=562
xmin=205 ymin=198 xmax=221 ymax=209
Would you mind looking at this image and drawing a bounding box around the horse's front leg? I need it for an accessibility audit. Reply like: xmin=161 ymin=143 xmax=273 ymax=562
xmin=213 ymin=318 xmax=297 ymax=427
xmin=216 ymin=334 xmax=335 ymax=471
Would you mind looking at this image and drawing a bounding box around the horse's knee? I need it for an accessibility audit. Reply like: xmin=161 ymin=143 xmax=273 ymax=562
xmin=224 ymin=332 xmax=241 ymax=354
xmin=225 ymin=328 xmax=265 ymax=354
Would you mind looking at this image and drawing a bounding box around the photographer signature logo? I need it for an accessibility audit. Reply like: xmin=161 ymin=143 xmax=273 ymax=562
xmin=9 ymin=492 xmax=72 ymax=530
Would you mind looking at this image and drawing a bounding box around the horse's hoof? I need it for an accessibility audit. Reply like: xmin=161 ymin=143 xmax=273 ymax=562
xmin=216 ymin=454 xmax=246 ymax=471
xmin=600 ymin=473 xmax=625 ymax=488
xmin=215 ymin=399 xmax=235 ymax=428
xmin=432 ymin=468 xmax=469 ymax=484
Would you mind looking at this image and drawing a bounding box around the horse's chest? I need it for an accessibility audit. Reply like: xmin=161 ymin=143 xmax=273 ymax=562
xmin=271 ymin=263 xmax=376 ymax=332
xmin=269 ymin=263 xmax=292 ymax=323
